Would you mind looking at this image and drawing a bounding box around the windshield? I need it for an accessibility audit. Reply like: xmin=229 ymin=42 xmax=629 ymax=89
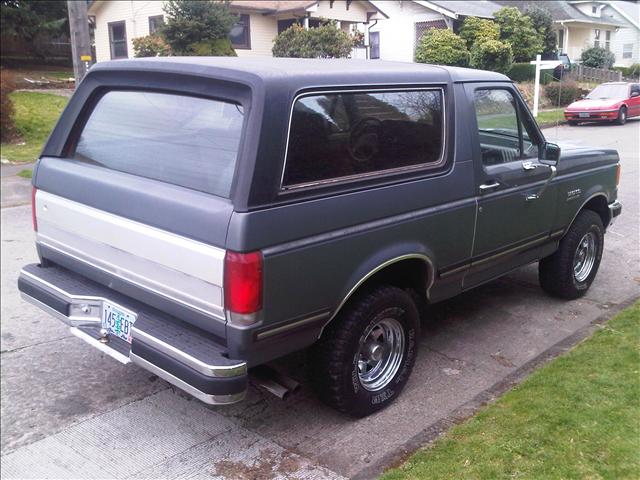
xmin=586 ymin=84 xmax=628 ymax=100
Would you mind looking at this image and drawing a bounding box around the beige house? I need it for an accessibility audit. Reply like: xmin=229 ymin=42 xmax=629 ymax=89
xmin=88 ymin=0 xmax=387 ymax=63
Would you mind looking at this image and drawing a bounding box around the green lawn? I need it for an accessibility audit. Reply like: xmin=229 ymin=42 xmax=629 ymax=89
xmin=535 ymin=108 xmax=565 ymax=127
xmin=0 ymin=91 xmax=68 ymax=163
xmin=383 ymin=302 xmax=640 ymax=480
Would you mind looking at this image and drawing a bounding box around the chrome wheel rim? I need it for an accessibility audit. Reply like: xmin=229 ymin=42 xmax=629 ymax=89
xmin=573 ymin=232 xmax=596 ymax=282
xmin=357 ymin=317 xmax=405 ymax=392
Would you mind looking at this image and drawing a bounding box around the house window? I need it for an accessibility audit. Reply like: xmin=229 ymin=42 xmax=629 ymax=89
xmin=594 ymin=28 xmax=600 ymax=48
xmin=282 ymin=89 xmax=445 ymax=189
xmin=148 ymin=15 xmax=164 ymax=35
xmin=278 ymin=18 xmax=300 ymax=34
xmin=370 ymin=31 xmax=380 ymax=59
xmin=623 ymin=44 xmax=634 ymax=59
xmin=558 ymin=29 xmax=564 ymax=50
xmin=229 ymin=14 xmax=250 ymax=49
xmin=605 ymin=30 xmax=611 ymax=51
xmin=108 ymin=21 xmax=128 ymax=59
xmin=592 ymin=5 xmax=597 ymax=14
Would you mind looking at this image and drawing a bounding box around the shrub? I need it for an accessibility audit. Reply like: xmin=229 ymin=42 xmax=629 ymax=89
xmin=580 ymin=46 xmax=615 ymax=68
xmin=470 ymin=39 xmax=513 ymax=74
xmin=272 ymin=22 xmax=354 ymax=58
xmin=612 ymin=63 xmax=640 ymax=79
xmin=0 ymin=69 xmax=18 ymax=143
xmin=133 ymin=34 xmax=171 ymax=57
xmin=415 ymin=28 xmax=469 ymax=67
xmin=544 ymin=81 xmax=582 ymax=107
xmin=459 ymin=17 xmax=499 ymax=49
xmin=162 ymin=0 xmax=237 ymax=56
xmin=494 ymin=7 xmax=543 ymax=62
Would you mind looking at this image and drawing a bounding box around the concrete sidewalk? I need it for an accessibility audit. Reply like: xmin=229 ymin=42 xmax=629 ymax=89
xmin=0 ymin=164 xmax=33 ymax=208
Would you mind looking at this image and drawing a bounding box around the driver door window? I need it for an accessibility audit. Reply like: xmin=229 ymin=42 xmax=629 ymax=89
xmin=473 ymin=89 xmax=537 ymax=166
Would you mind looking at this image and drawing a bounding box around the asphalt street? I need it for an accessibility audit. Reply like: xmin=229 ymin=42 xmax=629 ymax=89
xmin=1 ymin=120 xmax=638 ymax=479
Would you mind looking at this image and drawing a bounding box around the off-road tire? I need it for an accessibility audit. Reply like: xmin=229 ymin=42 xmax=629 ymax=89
xmin=310 ymin=285 xmax=419 ymax=417
xmin=616 ymin=106 xmax=627 ymax=125
xmin=539 ymin=210 xmax=604 ymax=299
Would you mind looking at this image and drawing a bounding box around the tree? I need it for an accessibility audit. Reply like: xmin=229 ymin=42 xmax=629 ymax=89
xmin=272 ymin=22 xmax=354 ymax=58
xmin=1 ymin=0 xmax=68 ymax=58
xmin=414 ymin=28 xmax=469 ymax=67
xmin=581 ymin=46 xmax=616 ymax=68
xmin=494 ymin=7 xmax=543 ymax=62
xmin=459 ymin=17 xmax=499 ymax=49
xmin=162 ymin=0 xmax=237 ymax=56
xmin=525 ymin=6 xmax=556 ymax=57
xmin=470 ymin=39 xmax=513 ymax=73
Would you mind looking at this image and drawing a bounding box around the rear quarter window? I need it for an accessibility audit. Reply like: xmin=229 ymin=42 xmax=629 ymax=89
xmin=281 ymin=89 xmax=445 ymax=189
xmin=74 ymin=91 xmax=244 ymax=198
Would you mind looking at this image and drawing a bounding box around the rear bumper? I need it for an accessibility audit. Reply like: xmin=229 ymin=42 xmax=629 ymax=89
xmin=18 ymin=263 xmax=247 ymax=405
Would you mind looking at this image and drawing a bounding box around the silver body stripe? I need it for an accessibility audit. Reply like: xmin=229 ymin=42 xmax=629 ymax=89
xmin=35 ymin=191 xmax=226 ymax=320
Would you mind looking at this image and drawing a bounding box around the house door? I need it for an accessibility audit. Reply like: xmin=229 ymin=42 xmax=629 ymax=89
xmin=369 ymin=32 xmax=380 ymax=59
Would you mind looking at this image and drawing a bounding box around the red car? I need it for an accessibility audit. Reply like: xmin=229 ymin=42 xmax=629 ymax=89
xmin=564 ymin=82 xmax=640 ymax=125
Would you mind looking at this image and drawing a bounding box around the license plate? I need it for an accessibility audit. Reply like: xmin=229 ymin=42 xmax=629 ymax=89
xmin=579 ymin=112 xmax=590 ymax=118
xmin=102 ymin=302 xmax=137 ymax=343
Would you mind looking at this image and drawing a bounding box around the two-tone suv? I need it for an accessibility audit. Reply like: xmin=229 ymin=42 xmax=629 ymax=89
xmin=19 ymin=58 xmax=621 ymax=417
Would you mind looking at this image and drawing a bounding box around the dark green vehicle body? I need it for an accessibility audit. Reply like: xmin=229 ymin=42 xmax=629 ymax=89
xmin=18 ymin=58 xmax=621 ymax=407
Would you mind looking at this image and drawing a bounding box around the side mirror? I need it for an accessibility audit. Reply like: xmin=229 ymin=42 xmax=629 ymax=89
xmin=580 ymin=94 xmax=587 ymax=99
xmin=540 ymin=142 xmax=561 ymax=165
xmin=631 ymin=91 xmax=640 ymax=98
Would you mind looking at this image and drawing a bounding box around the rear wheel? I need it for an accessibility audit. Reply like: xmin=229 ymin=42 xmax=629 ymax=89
xmin=539 ymin=210 xmax=604 ymax=299
xmin=616 ymin=106 xmax=627 ymax=125
xmin=310 ymin=285 xmax=419 ymax=417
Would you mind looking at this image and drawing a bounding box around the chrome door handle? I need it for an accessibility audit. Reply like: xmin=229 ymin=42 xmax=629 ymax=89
xmin=522 ymin=161 xmax=537 ymax=171
xmin=479 ymin=181 xmax=500 ymax=192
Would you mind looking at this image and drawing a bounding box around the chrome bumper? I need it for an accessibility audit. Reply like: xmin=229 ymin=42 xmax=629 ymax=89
xmin=18 ymin=264 xmax=247 ymax=406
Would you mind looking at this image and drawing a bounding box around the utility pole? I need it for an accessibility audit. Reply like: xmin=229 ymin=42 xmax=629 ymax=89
xmin=67 ymin=0 xmax=92 ymax=85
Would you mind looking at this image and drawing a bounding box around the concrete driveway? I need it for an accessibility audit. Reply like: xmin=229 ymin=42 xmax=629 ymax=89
xmin=1 ymin=121 xmax=638 ymax=479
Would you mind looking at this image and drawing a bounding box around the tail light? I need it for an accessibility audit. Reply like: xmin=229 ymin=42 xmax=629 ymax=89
xmin=31 ymin=187 xmax=38 ymax=231
xmin=224 ymin=250 xmax=263 ymax=316
xmin=616 ymin=164 xmax=621 ymax=186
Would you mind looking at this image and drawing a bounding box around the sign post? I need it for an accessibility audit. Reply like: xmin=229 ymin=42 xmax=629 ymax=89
xmin=530 ymin=55 xmax=561 ymax=117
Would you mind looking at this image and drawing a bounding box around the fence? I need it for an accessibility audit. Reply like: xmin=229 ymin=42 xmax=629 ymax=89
xmin=568 ymin=64 xmax=623 ymax=83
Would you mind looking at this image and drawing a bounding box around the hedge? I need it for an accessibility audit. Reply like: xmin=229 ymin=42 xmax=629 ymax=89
xmin=507 ymin=63 xmax=553 ymax=84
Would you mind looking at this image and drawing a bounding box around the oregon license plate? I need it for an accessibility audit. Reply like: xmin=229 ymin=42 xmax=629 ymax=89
xmin=579 ymin=112 xmax=590 ymax=118
xmin=102 ymin=302 xmax=137 ymax=343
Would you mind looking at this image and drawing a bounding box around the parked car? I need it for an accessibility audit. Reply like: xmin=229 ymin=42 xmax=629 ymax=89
xmin=552 ymin=53 xmax=571 ymax=81
xmin=564 ymin=82 xmax=640 ymax=125
xmin=18 ymin=58 xmax=622 ymax=417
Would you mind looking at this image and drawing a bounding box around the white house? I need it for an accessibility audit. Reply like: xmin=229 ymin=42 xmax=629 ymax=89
xmin=497 ymin=1 xmax=639 ymax=67
xmin=369 ymin=0 xmax=503 ymax=62
xmin=88 ymin=0 xmax=387 ymax=63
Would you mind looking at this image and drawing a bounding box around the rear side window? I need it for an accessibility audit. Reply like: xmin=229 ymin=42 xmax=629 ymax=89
xmin=282 ymin=89 xmax=444 ymax=189
xmin=74 ymin=91 xmax=244 ymax=198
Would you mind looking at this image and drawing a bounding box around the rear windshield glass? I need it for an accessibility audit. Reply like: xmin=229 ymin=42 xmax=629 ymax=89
xmin=282 ymin=89 xmax=444 ymax=188
xmin=74 ymin=91 xmax=244 ymax=197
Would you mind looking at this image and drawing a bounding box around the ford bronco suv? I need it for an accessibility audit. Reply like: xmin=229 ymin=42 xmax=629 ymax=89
xmin=18 ymin=58 xmax=622 ymax=417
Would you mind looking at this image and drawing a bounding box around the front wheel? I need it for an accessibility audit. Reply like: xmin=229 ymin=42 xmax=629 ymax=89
xmin=539 ymin=210 xmax=604 ymax=299
xmin=616 ymin=106 xmax=627 ymax=125
xmin=310 ymin=285 xmax=419 ymax=417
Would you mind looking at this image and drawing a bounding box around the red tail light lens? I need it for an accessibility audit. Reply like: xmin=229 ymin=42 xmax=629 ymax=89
xmin=31 ymin=187 xmax=38 ymax=231
xmin=224 ymin=250 xmax=263 ymax=314
xmin=616 ymin=164 xmax=621 ymax=186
